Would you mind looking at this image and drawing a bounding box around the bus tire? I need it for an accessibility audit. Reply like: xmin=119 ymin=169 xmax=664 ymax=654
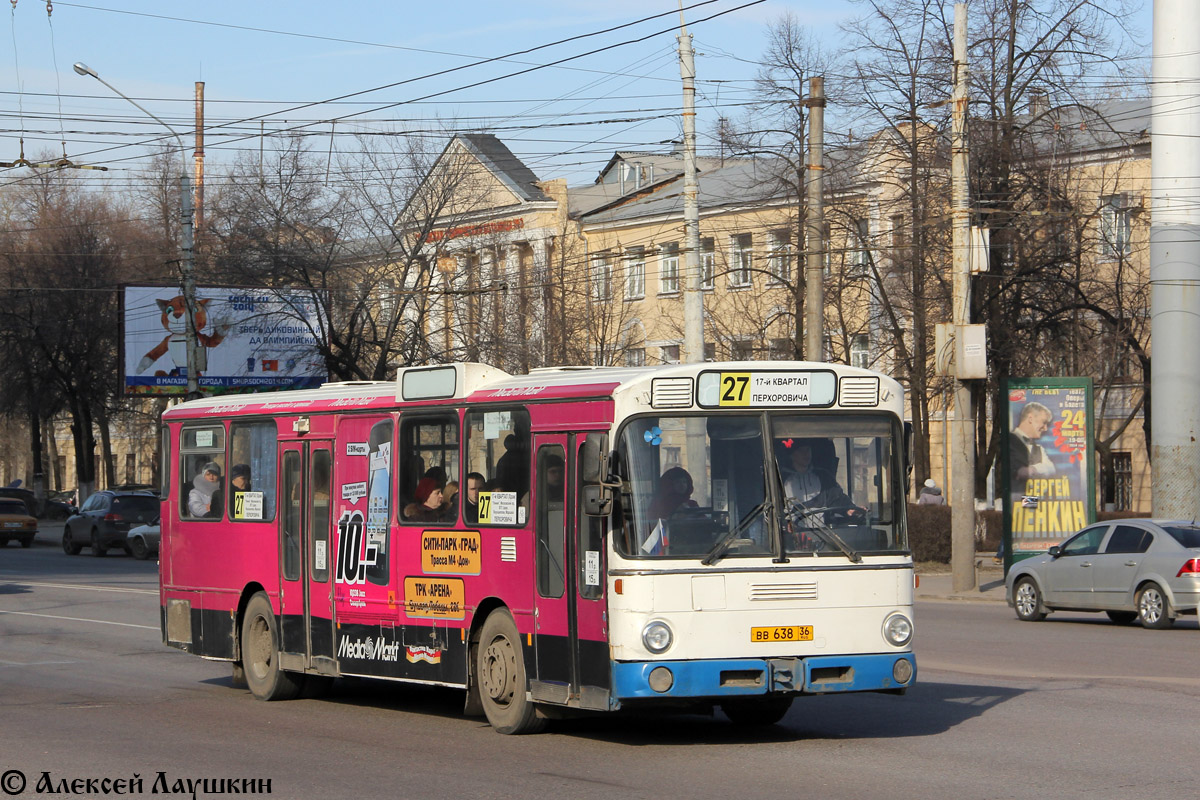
xmin=240 ymin=593 xmax=304 ymax=701
xmin=721 ymin=696 xmax=794 ymax=726
xmin=477 ymin=609 xmax=546 ymax=734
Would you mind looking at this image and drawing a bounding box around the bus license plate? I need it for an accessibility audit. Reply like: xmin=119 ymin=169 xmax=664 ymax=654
xmin=751 ymin=625 xmax=813 ymax=643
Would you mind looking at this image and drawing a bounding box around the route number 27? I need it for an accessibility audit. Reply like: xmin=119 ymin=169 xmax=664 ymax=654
xmin=720 ymin=373 xmax=751 ymax=406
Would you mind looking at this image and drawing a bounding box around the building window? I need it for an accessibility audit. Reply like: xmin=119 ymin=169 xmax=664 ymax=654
xmin=768 ymin=230 xmax=790 ymax=283
xmin=625 ymin=347 xmax=646 ymax=367
xmin=850 ymin=333 xmax=870 ymax=369
xmin=659 ymin=242 xmax=680 ymax=294
xmin=124 ymin=454 xmax=136 ymax=486
xmin=851 ymin=218 xmax=870 ymax=273
xmin=890 ymin=214 xmax=906 ymax=251
xmin=701 ymin=238 xmax=715 ymax=289
xmin=1100 ymin=194 xmax=1132 ymax=260
xmin=730 ymin=233 xmax=753 ymax=287
xmin=1113 ymin=451 xmax=1133 ymax=511
xmin=732 ymin=339 xmax=755 ymax=361
xmin=591 ymin=254 xmax=612 ymax=301
xmin=703 ymin=342 xmax=716 ymax=361
xmin=769 ymin=337 xmax=793 ymax=361
xmin=660 ymin=344 xmax=680 ymax=364
xmin=625 ymin=246 xmax=645 ymax=299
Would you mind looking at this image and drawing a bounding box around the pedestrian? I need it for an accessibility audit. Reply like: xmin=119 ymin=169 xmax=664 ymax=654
xmin=917 ymin=478 xmax=945 ymax=505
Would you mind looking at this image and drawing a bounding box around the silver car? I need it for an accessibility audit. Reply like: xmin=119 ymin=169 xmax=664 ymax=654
xmin=1006 ymin=519 xmax=1200 ymax=629
xmin=127 ymin=518 xmax=160 ymax=561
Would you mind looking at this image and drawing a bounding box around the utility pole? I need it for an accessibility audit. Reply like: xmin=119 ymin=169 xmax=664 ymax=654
xmin=679 ymin=15 xmax=704 ymax=365
xmin=679 ymin=11 xmax=708 ymax=505
xmin=194 ymin=82 xmax=205 ymax=240
xmin=1151 ymin=0 xmax=1200 ymax=519
xmin=950 ymin=3 xmax=976 ymax=592
xmin=805 ymin=76 xmax=826 ymax=362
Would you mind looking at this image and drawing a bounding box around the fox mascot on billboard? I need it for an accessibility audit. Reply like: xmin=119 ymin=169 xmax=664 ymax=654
xmin=136 ymin=295 xmax=232 ymax=376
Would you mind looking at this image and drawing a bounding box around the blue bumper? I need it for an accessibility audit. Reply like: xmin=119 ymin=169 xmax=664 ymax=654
xmin=612 ymin=653 xmax=915 ymax=700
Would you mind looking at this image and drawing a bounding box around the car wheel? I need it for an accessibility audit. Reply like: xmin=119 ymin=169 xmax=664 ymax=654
xmin=90 ymin=529 xmax=106 ymax=557
xmin=1013 ymin=577 xmax=1047 ymax=621
xmin=1105 ymin=610 xmax=1137 ymax=625
xmin=1137 ymin=582 xmax=1173 ymax=629
xmin=130 ymin=537 xmax=150 ymax=560
xmin=62 ymin=529 xmax=82 ymax=556
xmin=19 ymin=536 xmax=33 ymax=549
xmin=240 ymin=592 xmax=304 ymax=701
xmin=721 ymin=696 xmax=794 ymax=726
xmin=477 ymin=608 xmax=546 ymax=734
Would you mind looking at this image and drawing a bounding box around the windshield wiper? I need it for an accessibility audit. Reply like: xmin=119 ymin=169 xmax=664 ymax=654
xmin=786 ymin=502 xmax=863 ymax=563
xmin=702 ymin=500 xmax=770 ymax=566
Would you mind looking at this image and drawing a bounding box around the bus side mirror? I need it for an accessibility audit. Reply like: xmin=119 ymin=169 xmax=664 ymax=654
xmin=581 ymin=434 xmax=606 ymax=483
xmin=582 ymin=484 xmax=612 ymax=517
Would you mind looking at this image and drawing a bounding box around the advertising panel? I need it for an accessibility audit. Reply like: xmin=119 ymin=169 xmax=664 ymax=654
xmin=1001 ymin=378 xmax=1095 ymax=561
xmin=122 ymin=285 xmax=327 ymax=395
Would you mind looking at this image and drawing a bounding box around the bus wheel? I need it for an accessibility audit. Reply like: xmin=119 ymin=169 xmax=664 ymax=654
xmin=241 ymin=593 xmax=304 ymax=701
xmin=477 ymin=609 xmax=546 ymax=734
xmin=721 ymin=696 xmax=794 ymax=726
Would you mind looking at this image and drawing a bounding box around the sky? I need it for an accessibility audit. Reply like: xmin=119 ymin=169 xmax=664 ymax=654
xmin=1 ymin=0 xmax=1151 ymax=194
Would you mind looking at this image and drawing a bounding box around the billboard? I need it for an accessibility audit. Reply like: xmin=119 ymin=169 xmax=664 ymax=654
xmin=1001 ymin=378 xmax=1096 ymax=560
xmin=123 ymin=285 xmax=327 ymax=396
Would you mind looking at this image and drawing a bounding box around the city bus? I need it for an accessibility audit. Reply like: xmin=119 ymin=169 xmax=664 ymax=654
xmin=159 ymin=361 xmax=915 ymax=734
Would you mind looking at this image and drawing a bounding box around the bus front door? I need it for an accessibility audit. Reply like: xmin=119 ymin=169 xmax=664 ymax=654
xmin=532 ymin=436 xmax=574 ymax=705
xmin=277 ymin=440 xmax=336 ymax=673
xmin=531 ymin=434 xmax=610 ymax=710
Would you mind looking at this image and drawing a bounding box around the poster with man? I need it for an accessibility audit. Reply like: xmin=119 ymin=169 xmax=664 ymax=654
xmin=1001 ymin=378 xmax=1095 ymax=562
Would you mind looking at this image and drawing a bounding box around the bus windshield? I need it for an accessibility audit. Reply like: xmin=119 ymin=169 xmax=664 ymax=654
xmin=615 ymin=413 xmax=906 ymax=560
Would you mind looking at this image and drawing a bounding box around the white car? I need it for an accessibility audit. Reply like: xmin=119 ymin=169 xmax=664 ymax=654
xmin=127 ymin=518 xmax=160 ymax=561
xmin=1006 ymin=519 xmax=1200 ymax=629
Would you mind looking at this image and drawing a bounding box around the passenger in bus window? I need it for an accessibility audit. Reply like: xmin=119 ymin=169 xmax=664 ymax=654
xmin=463 ymin=472 xmax=485 ymax=524
xmin=443 ymin=480 xmax=459 ymax=510
xmin=189 ymin=462 xmax=222 ymax=517
xmin=311 ymin=461 xmax=330 ymax=506
xmin=648 ymin=467 xmax=698 ymax=519
xmin=780 ymin=439 xmax=860 ymax=519
xmin=423 ymin=465 xmax=448 ymax=489
xmin=404 ymin=477 xmax=446 ymax=523
xmin=494 ymin=434 xmax=529 ymax=496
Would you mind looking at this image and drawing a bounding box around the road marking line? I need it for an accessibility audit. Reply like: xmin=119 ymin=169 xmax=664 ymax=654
xmin=0 ymin=609 xmax=157 ymax=630
xmin=0 ymin=581 xmax=156 ymax=595
xmin=0 ymin=659 xmax=80 ymax=668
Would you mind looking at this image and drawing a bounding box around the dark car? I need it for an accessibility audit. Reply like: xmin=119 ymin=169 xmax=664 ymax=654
xmin=63 ymin=490 xmax=160 ymax=557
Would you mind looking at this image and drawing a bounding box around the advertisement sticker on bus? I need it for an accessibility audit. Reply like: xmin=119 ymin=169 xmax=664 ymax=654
xmin=696 ymin=369 xmax=837 ymax=408
xmin=421 ymin=531 xmax=481 ymax=574
xmin=403 ymin=577 xmax=466 ymax=619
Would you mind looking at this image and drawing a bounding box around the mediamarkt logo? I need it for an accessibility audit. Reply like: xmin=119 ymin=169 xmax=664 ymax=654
xmin=338 ymin=635 xmax=399 ymax=661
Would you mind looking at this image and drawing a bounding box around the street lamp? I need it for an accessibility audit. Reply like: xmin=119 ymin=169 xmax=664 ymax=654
xmin=73 ymin=62 xmax=203 ymax=400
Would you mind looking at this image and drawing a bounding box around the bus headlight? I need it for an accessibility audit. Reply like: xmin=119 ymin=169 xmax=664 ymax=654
xmin=883 ymin=613 xmax=913 ymax=647
xmin=642 ymin=621 xmax=674 ymax=654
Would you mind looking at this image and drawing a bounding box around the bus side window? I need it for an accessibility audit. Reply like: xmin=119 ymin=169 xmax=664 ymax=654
xmin=398 ymin=414 xmax=458 ymax=524
xmin=179 ymin=424 xmax=225 ymax=521
xmin=464 ymin=407 xmax=531 ymax=526
xmin=227 ymin=421 xmax=278 ymax=522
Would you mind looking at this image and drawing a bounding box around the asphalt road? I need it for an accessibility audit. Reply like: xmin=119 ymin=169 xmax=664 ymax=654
xmin=3 ymin=530 xmax=1199 ymax=800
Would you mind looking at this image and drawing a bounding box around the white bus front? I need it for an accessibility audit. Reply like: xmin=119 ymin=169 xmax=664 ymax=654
xmin=605 ymin=407 xmax=915 ymax=720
